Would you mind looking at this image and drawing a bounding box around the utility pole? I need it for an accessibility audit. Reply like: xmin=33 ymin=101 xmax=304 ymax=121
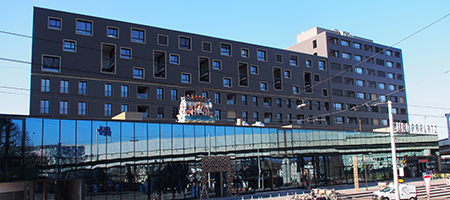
xmin=388 ymin=100 xmax=400 ymax=200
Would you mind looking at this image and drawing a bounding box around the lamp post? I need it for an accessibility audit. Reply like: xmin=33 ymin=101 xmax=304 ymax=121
xmin=388 ymin=100 xmax=400 ymax=200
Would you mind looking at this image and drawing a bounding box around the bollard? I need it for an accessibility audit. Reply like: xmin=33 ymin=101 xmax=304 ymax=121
xmin=270 ymin=194 xmax=272 ymax=200
xmin=251 ymin=195 xmax=253 ymax=200
xmin=278 ymin=193 xmax=280 ymax=200
xmin=242 ymin=196 xmax=244 ymax=200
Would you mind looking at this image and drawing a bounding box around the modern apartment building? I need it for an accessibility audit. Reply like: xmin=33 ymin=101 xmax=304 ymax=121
xmin=30 ymin=8 xmax=407 ymax=131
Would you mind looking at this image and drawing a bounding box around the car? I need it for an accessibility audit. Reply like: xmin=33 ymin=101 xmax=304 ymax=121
xmin=372 ymin=183 xmax=417 ymax=200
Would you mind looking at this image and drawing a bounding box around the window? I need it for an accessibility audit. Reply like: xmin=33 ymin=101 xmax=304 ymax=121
xmin=378 ymin=83 xmax=386 ymax=90
xmin=105 ymin=83 xmax=112 ymax=96
xmin=60 ymin=101 xmax=69 ymax=114
xmin=387 ymin=73 xmax=395 ymax=79
xmin=273 ymin=67 xmax=282 ymax=90
xmin=341 ymin=40 xmax=349 ymax=47
xmin=306 ymin=59 xmax=312 ymax=68
xmin=158 ymin=35 xmax=168 ymax=46
xmin=332 ymin=89 xmax=343 ymax=97
xmin=277 ymin=113 xmax=282 ymax=123
xmin=253 ymin=112 xmax=259 ymax=122
xmin=120 ymin=47 xmax=131 ymax=58
xmin=366 ymin=69 xmax=375 ymax=76
xmin=275 ymin=54 xmax=283 ymax=63
xmin=379 ymin=95 xmax=387 ymax=102
xmin=78 ymin=102 xmax=87 ymax=115
xmin=375 ymin=47 xmax=383 ymax=53
xmin=78 ymin=81 xmax=87 ymax=95
xmin=40 ymin=100 xmax=50 ymax=114
xmin=42 ymin=56 xmax=60 ymax=72
xmin=395 ymin=51 xmax=401 ymax=58
xmin=322 ymin=89 xmax=328 ymax=97
xmin=376 ymin=59 xmax=385 ymax=66
xmin=172 ymin=107 xmax=178 ymax=119
xmin=63 ymin=40 xmax=76 ymax=52
xmin=131 ymin=28 xmax=145 ymax=43
xmin=388 ymin=84 xmax=396 ymax=91
xmin=328 ymin=37 xmax=338 ymax=44
xmin=263 ymin=97 xmax=272 ymax=107
xmin=213 ymin=60 xmax=221 ymax=70
xmin=357 ymin=92 xmax=365 ymax=99
xmin=76 ymin=19 xmax=92 ymax=35
xmin=385 ymin=50 xmax=392 ymax=56
xmin=227 ymin=94 xmax=236 ymax=105
xmin=157 ymin=106 xmax=164 ymax=118
xmin=153 ymin=51 xmax=166 ymax=78
xmin=179 ymin=36 xmax=191 ymax=49
xmin=241 ymin=49 xmax=249 ymax=58
xmin=223 ymin=78 xmax=232 ymax=87
xmin=171 ymin=89 xmax=178 ymax=101
xmin=318 ymin=60 xmax=326 ymax=70
xmin=329 ymin=49 xmax=339 ymax=57
xmin=107 ymin=27 xmax=118 ymax=38
xmin=253 ymin=96 xmax=258 ymax=106
xmin=297 ymin=115 xmax=305 ymax=124
xmin=251 ymin=65 xmax=258 ymax=74
xmin=286 ymin=99 xmax=291 ymax=108
xmin=290 ymin=55 xmax=298 ymax=66
xmin=221 ymin=43 xmax=231 ymax=56
xmin=353 ymin=55 xmax=362 ymax=61
xmin=276 ymin=98 xmax=282 ymax=108
xmin=120 ymin=85 xmax=129 ymax=97
xmin=334 ymin=116 xmax=344 ymax=124
xmin=377 ymin=71 xmax=386 ymax=78
xmin=101 ymin=44 xmax=115 ymax=73
xmin=397 ymin=74 xmax=403 ymax=80
xmin=356 ymin=79 xmax=364 ymax=87
xmin=332 ymin=76 xmax=342 ymax=84
xmin=41 ymin=78 xmax=50 ymax=92
xmin=215 ymin=110 xmax=221 ymax=121
xmin=48 ymin=17 xmax=61 ymax=30
xmin=293 ymin=86 xmax=299 ymax=94
xmin=215 ymin=93 xmax=221 ymax=104
xmin=134 ymin=68 xmax=144 ymax=79
xmin=121 ymin=104 xmax=129 ymax=112
xmin=137 ymin=86 xmax=149 ymax=99
xmin=333 ymin=103 xmax=343 ymax=110
xmin=157 ymin=88 xmax=164 ymax=100
xmin=60 ymin=80 xmax=69 ymax=93
xmin=242 ymin=95 xmax=247 ymax=105
xmin=202 ymin=42 xmax=211 ymax=52
xmin=257 ymin=49 xmax=267 ymax=61
xmin=170 ymin=54 xmax=179 ymax=64
xmin=399 ymin=97 xmax=406 ymax=103
xmin=198 ymin=57 xmax=210 ymax=82
xmin=365 ymin=45 xmax=373 ymax=52
xmin=381 ymin=119 xmax=388 ymax=126
xmin=104 ymin=103 xmax=112 ymax=116
xmin=304 ymin=72 xmax=312 ymax=93
xmin=353 ymin=42 xmax=361 ymax=49
xmin=312 ymin=40 xmax=317 ymax=48
xmin=354 ymin=67 xmax=363 ymax=74
xmin=314 ymin=74 xmax=320 ymax=82
xmin=366 ymin=57 xmax=374 ymax=64
xmin=242 ymin=111 xmax=248 ymax=122
xmin=284 ymin=70 xmax=291 ymax=79
xmin=396 ymin=63 xmax=402 ymax=69
xmin=181 ymin=73 xmax=191 ymax=83
xmin=264 ymin=113 xmax=272 ymax=123
xmin=386 ymin=61 xmax=393 ymax=68
xmin=342 ymin=52 xmax=350 ymax=59
xmin=238 ymin=63 xmax=248 ymax=86
xmin=138 ymin=105 xmax=149 ymax=118
xmin=260 ymin=82 xmax=268 ymax=91
xmin=331 ymin=62 xmax=341 ymax=70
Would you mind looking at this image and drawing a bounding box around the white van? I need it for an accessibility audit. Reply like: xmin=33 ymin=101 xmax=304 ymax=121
xmin=372 ymin=183 xmax=417 ymax=200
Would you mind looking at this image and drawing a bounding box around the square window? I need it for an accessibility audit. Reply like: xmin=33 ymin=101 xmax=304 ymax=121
xmin=170 ymin=54 xmax=179 ymax=64
xmin=120 ymin=47 xmax=131 ymax=58
xmin=341 ymin=40 xmax=349 ymax=47
xmin=353 ymin=55 xmax=362 ymax=61
xmin=213 ymin=60 xmax=221 ymax=70
xmin=63 ymin=40 xmax=76 ymax=52
xmin=353 ymin=42 xmax=361 ymax=49
xmin=223 ymin=78 xmax=232 ymax=87
xmin=355 ymin=67 xmax=363 ymax=74
xmin=257 ymin=50 xmax=267 ymax=61
xmin=42 ymin=55 xmax=60 ymax=72
xmin=179 ymin=36 xmax=191 ymax=49
xmin=260 ymin=82 xmax=268 ymax=91
xmin=385 ymin=50 xmax=392 ymax=56
xmin=131 ymin=28 xmax=145 ymax=43
xmin=182 ymin=73 xmax=191 ymax=83
xmin=318 ymin=60 xmax=326 ymax=70
xmin=290 ymin=55 xmax=298 ymax=66
xmin=76 ymin=19 xmax=92 ymax=35
xmin=284 ymin=70 xmax=291 ymax=79
xmin=275 ymin=54 xmax=283 ymax=63
xmin=48 ymin=18 xmax=61 ymax=30
xmin=251 ymin=65 xmax=258 ymax=74
xmin=221 ymin=43 xmax=231 ymax=56
xmin=158 ymin=34 xmax=168 ymax=45
xmin=386 ymin=61 xmax=393 ymax=68
xmin=342 ymin=52 xmax=350 ymax=59
xmin=107 ymin=27 xmax=118 ymax=38
xmin=134 ymin=68 xmax=144 ymax=79
xmin=241 ymin=49 xmax=249 ymax=58
xmin=202 ymin=42 xmax=211 ymax=52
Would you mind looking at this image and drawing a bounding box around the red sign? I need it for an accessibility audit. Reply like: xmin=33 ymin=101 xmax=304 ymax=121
xmin=419 ymin=159 xmax=429 ymax=163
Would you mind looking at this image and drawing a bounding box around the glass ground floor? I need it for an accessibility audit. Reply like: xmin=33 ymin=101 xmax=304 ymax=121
xmin=0 ymin=116 xmax=440 ymax=200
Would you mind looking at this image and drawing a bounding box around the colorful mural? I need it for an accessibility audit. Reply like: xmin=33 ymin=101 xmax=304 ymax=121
xmin=177 ymin=95 xmax=215 ymax=123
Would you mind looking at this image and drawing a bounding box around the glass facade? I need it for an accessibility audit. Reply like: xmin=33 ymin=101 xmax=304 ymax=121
xmin=0 ymin=116 xmax=439 ymax=199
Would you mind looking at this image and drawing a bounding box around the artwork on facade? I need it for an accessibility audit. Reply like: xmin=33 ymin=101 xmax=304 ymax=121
xmin=177 ymin=95 xmax=215 ymax=123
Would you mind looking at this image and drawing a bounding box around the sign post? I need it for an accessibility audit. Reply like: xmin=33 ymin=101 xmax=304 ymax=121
xmin=424 ymin=174 xmax=431 ymax=200
xmin=353 ymin=156 xmax=359 ymax=192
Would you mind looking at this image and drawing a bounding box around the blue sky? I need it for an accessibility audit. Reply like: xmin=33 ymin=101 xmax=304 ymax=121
xmin=1 ymin=0 xmax=450 ymax=139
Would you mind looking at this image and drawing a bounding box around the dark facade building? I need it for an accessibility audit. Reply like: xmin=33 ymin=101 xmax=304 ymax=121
xmin=0 ymin=7 xmax=433 ymax=200
xmin=30 ymin=8 xmax=407 ymax=131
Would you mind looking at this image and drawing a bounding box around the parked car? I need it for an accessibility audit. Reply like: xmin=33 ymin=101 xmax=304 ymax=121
xmin=372 ymin=183 xmax=417 ymax=200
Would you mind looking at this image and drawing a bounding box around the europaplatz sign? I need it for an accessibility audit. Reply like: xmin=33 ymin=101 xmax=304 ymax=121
xmin=394 ymin=122 xmax=437 ymax=134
